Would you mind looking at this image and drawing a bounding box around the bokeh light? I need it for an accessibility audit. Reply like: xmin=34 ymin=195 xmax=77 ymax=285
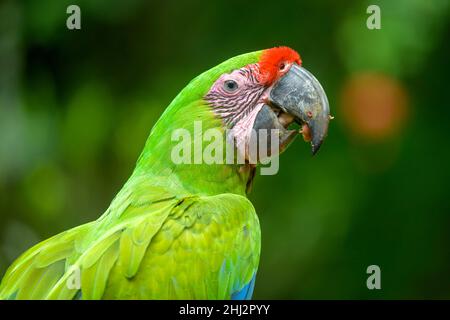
xmin=340 ymin=72 xmax=409 ymax=141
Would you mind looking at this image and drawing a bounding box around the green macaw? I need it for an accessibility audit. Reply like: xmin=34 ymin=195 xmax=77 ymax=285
xmin=0 ymin=46 xmax=330 ymax=300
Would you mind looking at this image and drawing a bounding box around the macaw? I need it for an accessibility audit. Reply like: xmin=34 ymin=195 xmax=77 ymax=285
xmin=0 ymin=46 xmax=330 ymax=300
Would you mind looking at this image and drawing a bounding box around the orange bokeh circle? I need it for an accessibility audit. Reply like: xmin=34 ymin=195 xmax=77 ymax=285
xmin=340 ymin=73 xmax=409 ymax=141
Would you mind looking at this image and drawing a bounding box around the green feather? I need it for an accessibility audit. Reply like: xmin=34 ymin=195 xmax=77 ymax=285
xmin=25 ymin=262 xmax=65 ymax=300
xmin=81 ymin=240 xmax=119 ymax=299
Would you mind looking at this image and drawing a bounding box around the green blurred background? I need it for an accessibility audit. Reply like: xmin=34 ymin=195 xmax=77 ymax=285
xmin=0 ymin=0 xmax=449 ymax=299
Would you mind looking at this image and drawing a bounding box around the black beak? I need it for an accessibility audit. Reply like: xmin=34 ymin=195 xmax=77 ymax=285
xmin=268 ymin=64 xmax=330 ymax=155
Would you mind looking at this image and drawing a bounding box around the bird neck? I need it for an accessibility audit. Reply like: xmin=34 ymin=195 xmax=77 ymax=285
xmin=131 ymin=100 xmax=253 ymax=197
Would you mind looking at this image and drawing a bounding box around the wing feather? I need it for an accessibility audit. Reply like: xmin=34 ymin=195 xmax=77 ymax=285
xmin=1 ymin=184 xmax=260 ymax=300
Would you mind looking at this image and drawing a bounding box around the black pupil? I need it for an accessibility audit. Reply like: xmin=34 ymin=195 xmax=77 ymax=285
xmin=226 ymin=81 xmax=237 ymax=91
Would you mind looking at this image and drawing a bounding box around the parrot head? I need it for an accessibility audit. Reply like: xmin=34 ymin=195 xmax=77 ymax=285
xmin=136 ymin=46 xmax=330 ymax=195
xmin=204 ymin=46 xmax=330 ymax=156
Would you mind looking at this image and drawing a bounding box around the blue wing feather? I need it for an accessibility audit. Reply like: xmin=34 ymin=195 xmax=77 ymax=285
xmin=231 ymin=273 xmax=256 ymax=300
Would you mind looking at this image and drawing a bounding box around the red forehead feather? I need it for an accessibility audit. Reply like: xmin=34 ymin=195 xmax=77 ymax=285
xmin=258 ymin=46 xmax=302 ymax=85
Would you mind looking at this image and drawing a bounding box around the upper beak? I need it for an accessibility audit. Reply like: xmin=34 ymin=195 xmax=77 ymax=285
xmin=268 ymin=64 xmax=330 ymax=155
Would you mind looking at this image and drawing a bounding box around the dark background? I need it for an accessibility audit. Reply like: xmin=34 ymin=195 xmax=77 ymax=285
xmin=0 ymin=0 xmax=449 ymax=299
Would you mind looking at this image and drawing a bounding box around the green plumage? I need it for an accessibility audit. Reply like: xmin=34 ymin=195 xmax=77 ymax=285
xmin=0 ymin=51 xmax=263 ymax=300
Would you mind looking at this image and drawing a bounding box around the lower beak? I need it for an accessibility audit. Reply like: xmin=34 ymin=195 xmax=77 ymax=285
xmin=266 ymin=64 xmax=330 ymax=155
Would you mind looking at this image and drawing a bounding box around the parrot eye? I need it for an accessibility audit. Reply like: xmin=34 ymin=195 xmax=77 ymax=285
xmin=279 ymin=62 xmax=286 ymax=71
xmin=224 ymin=80 xmax=239 ymax=93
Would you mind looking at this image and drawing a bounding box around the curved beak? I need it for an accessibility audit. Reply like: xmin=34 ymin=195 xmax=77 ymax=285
xmin=267 ymin=64 xmax=330 ymax=155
